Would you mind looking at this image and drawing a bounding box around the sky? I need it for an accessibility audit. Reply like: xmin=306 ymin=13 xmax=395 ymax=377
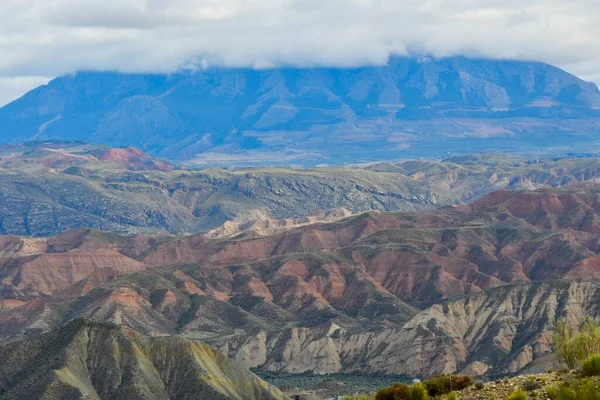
xmin=1 ymin=0 xmax=600 ymax=106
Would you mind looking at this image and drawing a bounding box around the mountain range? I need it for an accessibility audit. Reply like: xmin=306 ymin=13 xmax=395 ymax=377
xmin=1 ymin=57 xmax=600 ymax=165
xmin=3 ymin=186 xmax=600 ymax=380
xmin=4 ymin=142 xmax=600 ymax=237
xmin=3 ymin=56 xmax=600 ymax=398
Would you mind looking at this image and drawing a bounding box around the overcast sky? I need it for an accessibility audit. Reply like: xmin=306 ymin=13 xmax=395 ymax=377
xmin=1 ymin=0 xmax=600 ymax=106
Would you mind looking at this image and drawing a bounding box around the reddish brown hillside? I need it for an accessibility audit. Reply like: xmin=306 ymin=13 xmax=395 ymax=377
xmin=3 ymin=187 xmax=600 ymax=376
xmin=3 ymin=187 xmax=600 ymax=305
xmin=0 ymin=143 xmax=172 ymax=171
xmin=468 ymin=188 xmax=600 ymax=232
xmin=94 ymin=147 xmax=172 ymax=171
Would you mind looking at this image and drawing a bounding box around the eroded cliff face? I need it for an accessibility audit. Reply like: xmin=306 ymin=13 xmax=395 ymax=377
xmin=0 ymin=319 xmax=288 ymax=400
xmin=3 ymin=264 xmax=600 ymax=377
xmin=213 ymin=281 xmax=600 ymax=377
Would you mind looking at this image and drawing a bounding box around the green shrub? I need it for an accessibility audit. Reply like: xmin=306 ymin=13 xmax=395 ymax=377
xmin=506 ymin=390 xmax=528 ymax=400
xmin=452 ymin=375 xmax=473 ymax=390
xmin=423 ymin=376 xmax=447 ymax=396
xmin=554 ymin=317 xmax=600 ymax=369
xmin=547 ymin=380 xmax=600 ymax=400
xmin=409 ymin=383 xmax=429 ymax=400
xmin=474 ymin=381 xmax=484 ymax=390
xmin=423 ymin=375 xmax=473 ymax=396
xmin=575 ymin=381 xmax=600 ymax=400
xmin=445 ymin=392 xmax=459 ymax=400
xmin=546 ymin=385 xmax=576 ymax=400
xmin=522 ymin=378 xmax=542 ymax=391
xmin=375 ymin=387 xmax=394 ymax=400
xmin=375 ymin=387 xmax=392 ymax=400
xmin=581 ymin=354 xmax=600 ymax=377
xmin=376 ymin=383 xmax=411 ymax=400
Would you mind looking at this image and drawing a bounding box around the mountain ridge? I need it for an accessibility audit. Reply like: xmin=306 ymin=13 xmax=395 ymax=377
xmin=3 ymin=186 xmax=600 ymax=377
xmin=0 ymin=318 xmax=288 ymax=400
xmin=2 ymin=57 xmax=600 ymax=164
xmin=4 ymin=142 xmax=600 ymax=236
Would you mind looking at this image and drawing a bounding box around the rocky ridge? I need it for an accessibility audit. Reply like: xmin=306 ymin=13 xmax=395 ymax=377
xmin=0 ymin=318 xmax=288 ymax=400
xmin=3 ymin=143 xmax=600 ymax=236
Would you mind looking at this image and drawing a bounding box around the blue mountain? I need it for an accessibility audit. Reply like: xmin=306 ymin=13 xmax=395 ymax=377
xmin=1 ymin=56 xmax=599 ymax=165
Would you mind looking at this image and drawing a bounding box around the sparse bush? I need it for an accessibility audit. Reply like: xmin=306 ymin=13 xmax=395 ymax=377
xmin=376 ymin=383 xmax=410 ymax=400
xmin=445 ymin=392 xmax=459 ymax=400
xmin=554 ymin=317 xmax=600 ymax=369
xmin=506 ymin=389 xmax=528 ymax=400
xmin=409 ymin=383 xmax=428 ymax=400
xmin=375 ymin=387 xmax=394 ymax=400
xmin=522 ymin=378 xmax=542 ymax=391
xmin=574 ymin=319 xmax=600 ymax=360
xmin=452 ymin=375 xmax=473 ymax=390
xmin=562 ymin=376 xmax=575 ymax=387
xmin=558 ymin=365 xmax=571 ymax=374
xmin=474 ymin=381 xmax=484 ymax=390
xmin=547 ymin=380 xmax=600 ymax=400
xmin=546 ymin=385 xmax=575 ymax=400
xmin=423 ymin=375 xmax=473 ymax=396
xmin=581 ymin=354 xmax=600 ymax=377
xmin=555 ymin=318 xmax=578 ymax=369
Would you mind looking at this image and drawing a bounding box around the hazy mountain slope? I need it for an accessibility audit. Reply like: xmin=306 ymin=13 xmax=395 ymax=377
xmin=0 ymin=319 xmax=288 ymax=400
xmin=4 ymin=143 xmax=600 ymax=236
xmin=1 ymin=57 xmax=599 ymax=164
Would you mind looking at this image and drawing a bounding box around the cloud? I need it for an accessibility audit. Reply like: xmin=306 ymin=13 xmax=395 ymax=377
xmin=0 ymin=0 xmax=599 ymax=103
xmin=0 ymin=76 xmax=51 ymax=106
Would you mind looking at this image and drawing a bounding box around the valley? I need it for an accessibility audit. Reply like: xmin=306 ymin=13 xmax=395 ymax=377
xmin=1 ymin=55 xmax=600 ymax=399
xmin=2 ymin=0 xmax=600 ymax=396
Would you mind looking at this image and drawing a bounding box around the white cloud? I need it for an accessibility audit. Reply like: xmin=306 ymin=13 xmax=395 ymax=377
xmin=0 ymin=0 xmax=599 ymax=103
